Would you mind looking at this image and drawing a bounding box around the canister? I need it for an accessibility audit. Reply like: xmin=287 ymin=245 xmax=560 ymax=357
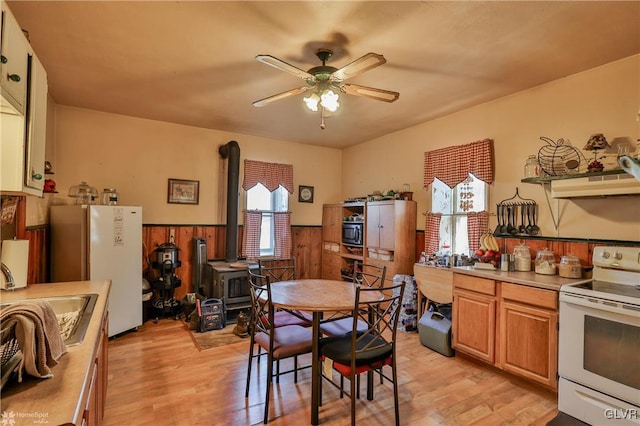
xmin=535 ymin=248 xmax=557 ymax=275
xmin=558 ymin=254 xmax=582 ymax=278
xmin=513 ymin=244 xmax=531 ymax=272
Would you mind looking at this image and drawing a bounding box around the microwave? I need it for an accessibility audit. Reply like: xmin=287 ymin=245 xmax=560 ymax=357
xmin=342 ymin=222 xmax=363 ymax=245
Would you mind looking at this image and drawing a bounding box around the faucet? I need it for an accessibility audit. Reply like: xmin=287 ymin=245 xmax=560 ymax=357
xmin=1 ymin=262 xmax=15 ymax=290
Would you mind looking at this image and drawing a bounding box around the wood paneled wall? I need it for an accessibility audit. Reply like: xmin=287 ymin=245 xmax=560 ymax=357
xmin=142 ymin=224 xmax=322 ymax=301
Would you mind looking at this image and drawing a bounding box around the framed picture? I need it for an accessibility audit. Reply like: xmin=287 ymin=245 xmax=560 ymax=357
xmin=168 ymin=179 xmax=199 ymax=204
xmin=298 ymin=185 xmax=314 ymax=203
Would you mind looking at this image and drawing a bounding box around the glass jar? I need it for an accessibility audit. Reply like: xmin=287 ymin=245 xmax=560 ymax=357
xmin=68 ymin=181 xmax=98 ymax=204
xmin=524 ymin=155 xmax=540 ymax=178
xmin=101 ymin=188 xmax=119 ymax=205
xmin=513 ymin=244 xmax=531 ymax=272
xmin=535 ymin=248 xmax=557 ymax=275
xmin=558 ymin=254 xmax=582 ymax=278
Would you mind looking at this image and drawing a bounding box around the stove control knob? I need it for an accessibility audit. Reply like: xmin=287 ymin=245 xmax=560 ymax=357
xmin=600 ymin=251 xmax=611 ymax=259
xmin=614 ymin=251 xmax=623 ymax=260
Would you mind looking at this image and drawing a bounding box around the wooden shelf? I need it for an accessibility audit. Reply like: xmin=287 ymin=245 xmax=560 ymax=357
xmin=521 ymin=168 xmax=628 ymax=184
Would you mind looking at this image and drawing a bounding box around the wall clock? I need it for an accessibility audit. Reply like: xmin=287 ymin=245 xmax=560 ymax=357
xmin=298 ymin=185 xmax=314 ymax=203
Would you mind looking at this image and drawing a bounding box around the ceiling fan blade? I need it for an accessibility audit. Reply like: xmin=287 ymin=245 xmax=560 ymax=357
xmin=255 ymin=55 xmax=315 ymax=81
xmin=340 ymin=84 xmax=399 ymax=103
xmin=252 ymin=86 xmax=313 ymax=108
xmin=331 ymin=53 xmax=386 ymax=81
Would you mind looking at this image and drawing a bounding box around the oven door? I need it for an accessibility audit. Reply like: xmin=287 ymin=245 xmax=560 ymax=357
xmin=559 ymin=292 xmax=640 ymax=407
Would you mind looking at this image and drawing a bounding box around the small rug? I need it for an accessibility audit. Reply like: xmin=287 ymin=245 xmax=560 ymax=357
xmin=187 ymin=323 xmax=248 ymax=351
xmin=546 ymin=412 xmax=589 ymax=426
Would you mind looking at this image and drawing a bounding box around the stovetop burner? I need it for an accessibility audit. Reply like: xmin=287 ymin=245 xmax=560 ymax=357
xmin=570 ymin=280 xmax=640 ymax=299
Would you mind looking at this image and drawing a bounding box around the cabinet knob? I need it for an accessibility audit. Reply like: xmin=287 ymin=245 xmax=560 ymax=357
xmin=7 ymin=73 xmax=21 ymax=82
xmin=32 ymin=172 xmax=43 ymax=180
xmin=0 ymin=55 xmax=6 ymax=64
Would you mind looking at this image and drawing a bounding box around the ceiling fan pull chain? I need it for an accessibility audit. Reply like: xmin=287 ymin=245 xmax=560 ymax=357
xmin=320 ymin=107 xmax=326 ymax=130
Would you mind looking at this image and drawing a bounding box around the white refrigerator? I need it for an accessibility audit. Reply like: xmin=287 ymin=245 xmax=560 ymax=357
xmin=50 ymin=205 xmax=142 ymax=337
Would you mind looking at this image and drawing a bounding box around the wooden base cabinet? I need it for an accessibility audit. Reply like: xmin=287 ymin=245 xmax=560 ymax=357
xmin=500 ymin=282 xmax=558 ymax=389
xmin=452 ymin=274 xmax=558 ymax=390
xmin=83 ymin=312 xmax=109 ymax=425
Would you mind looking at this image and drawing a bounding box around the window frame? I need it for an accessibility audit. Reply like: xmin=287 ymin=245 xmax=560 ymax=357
xmin=245 ymin=184 xmax=289 ymax=257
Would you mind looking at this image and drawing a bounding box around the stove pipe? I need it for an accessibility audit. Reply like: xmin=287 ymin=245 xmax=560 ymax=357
xmin=219 ymin=140 xmax=240 ymax=262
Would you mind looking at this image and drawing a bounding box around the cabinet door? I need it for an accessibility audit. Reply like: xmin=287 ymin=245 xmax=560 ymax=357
xmin=24 ymin=54 xmax=47 ymax=192
xmin=0 ymin=6 xmax=28 ymax=113
xmin=322 ymin=205 xmax=342 ymax=243
xmin=452 ymin=288 xmax=496 ymax=364
xmin=500 ymin=301 xmax=558 ymax=389
xmin=366 ymin=203 xmax=395 ymax=250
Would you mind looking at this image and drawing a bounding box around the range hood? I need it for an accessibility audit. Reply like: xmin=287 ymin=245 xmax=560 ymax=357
xmin=551 ymin=171 xmax=640 ymax=198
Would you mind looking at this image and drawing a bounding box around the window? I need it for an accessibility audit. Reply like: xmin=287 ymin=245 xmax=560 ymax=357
xmin=246 ymin=184 xmax=289 ymax=256
xmin=431 ymin=173 xmax=487 ymax=256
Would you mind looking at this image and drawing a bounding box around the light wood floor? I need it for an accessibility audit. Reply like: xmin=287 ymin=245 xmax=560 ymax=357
xmin=104 ymin=319 xmax=559 ymax=425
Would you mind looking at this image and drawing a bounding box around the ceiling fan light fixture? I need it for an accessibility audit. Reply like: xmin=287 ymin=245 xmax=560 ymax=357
xmin=303 ymin=93 xmax=320 ymax=111
xmin=320 ymin=89 xmax=339 ymax=112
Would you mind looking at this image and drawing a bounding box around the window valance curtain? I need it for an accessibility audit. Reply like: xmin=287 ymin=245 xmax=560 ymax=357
xmin=423 ymin=138 xmax=494 ymax=188
xmin=242 ymin=159 xmax=294 ymax=193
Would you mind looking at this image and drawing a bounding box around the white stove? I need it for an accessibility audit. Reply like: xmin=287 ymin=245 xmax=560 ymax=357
xmin=558 ymin=246 xmax=640 ymax=425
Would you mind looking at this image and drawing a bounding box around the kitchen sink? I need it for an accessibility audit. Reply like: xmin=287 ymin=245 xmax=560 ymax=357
xmin=0 ymin=293 xmax=98 ymax=346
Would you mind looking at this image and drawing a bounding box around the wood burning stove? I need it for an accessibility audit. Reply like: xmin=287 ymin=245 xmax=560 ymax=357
xmin=204 ymin=262 xmax=254 ymax=324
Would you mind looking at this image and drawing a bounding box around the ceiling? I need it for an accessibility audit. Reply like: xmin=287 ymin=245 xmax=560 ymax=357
xmin=7 ymin=1 xmax=640 ymax=149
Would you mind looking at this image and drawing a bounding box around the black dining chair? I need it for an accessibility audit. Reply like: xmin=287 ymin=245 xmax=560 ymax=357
xmin=319 ymin=262 xmax=386 ymax=337
xmin=318 ymin=280 xmax=405 ymax=426
xmin=245 ymin=269 xmax=313 ymax=424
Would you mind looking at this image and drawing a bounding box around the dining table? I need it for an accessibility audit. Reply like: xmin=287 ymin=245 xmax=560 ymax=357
xmin=268 ymin=278 xmax=384 ymax=425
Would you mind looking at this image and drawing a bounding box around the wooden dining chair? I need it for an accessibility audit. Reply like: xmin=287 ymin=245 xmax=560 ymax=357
xmin=244 ymin=269 xmax=313 ymax=424
xmin=319 ymin=262 xmax=386 ymax=337
xmin=318 ymin=280 xmax=405 ymax=426
xmin=258 ymin=258 xmax=312 ymax=327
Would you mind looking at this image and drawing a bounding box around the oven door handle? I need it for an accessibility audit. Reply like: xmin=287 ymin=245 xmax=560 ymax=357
xmin=560 ymin=293 xmax=640 ymax=317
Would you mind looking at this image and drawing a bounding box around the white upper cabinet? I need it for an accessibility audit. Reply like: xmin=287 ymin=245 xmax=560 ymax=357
xmin=0 ymin=0 xmax=48 ymax=196
xmin=0 ymin=1 xmax=29 ymax=114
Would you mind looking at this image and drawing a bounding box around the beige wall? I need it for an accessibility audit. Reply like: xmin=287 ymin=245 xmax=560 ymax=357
xmin=343 ymin=55 xmax=640 ymax=242
xmin=35 ymin=107 xmax=341 ymax=226
xmin=27 ymin=55 xmax=639 ymax=242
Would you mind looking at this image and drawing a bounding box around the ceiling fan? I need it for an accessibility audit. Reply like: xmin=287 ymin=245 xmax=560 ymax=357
xmin=253 ymin=48 xmax=399 ymax=128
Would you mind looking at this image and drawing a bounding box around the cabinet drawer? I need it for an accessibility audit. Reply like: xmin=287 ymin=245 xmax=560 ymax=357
xmin=453 ymin=274 xmax=495 ymax=296
xmin=501 ymin=282 xmax=557 ymax=311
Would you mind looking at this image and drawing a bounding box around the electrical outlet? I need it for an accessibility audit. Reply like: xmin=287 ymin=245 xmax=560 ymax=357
xmin=169 ymin=228 xmax=176 ymax=243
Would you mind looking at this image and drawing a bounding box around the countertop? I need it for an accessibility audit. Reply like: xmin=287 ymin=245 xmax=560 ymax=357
xmin=0 ymin=281 xmax=111 ymax=426
xmin=452 ymin=266 xmax=592 ymax=291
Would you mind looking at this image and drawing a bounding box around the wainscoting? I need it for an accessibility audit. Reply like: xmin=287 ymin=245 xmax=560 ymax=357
xmin=142 ymin=224 xmax=323 ymax=301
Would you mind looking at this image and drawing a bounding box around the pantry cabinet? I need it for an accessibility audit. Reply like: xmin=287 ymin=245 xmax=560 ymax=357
xmin=452 ymin=273 xmax=559 ymax=390
xmin=0 ymin=0 xmax=48 ymax=196
xmin=321 ymin=200 xmax=416 ymax=282
xmin=322 ymin=204 xmax=342 ymax=244
xmin=366 ymin=202 xmax=395 ymax=250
